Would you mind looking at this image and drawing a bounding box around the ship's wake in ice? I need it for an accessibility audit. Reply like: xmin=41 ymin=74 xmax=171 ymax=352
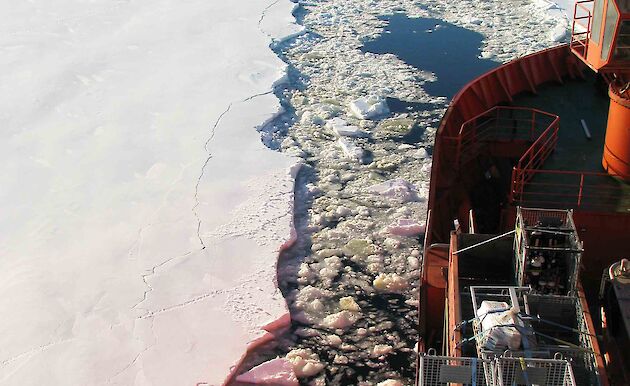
xmin=235 ymin=0 xmax=573 ymax=385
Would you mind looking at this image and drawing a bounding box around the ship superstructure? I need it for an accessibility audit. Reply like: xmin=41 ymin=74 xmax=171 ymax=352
xmin=418 ymin=1 xmax=630 ymax=385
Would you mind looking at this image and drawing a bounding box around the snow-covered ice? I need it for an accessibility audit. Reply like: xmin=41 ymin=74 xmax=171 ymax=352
xmin=0 ymin=0 xmax=301 ymax=385
xmin=235 ymin=357 xmax=298 ymax=386
xmin=349 ymin=95 xmax=390 ymax=120
xmin=326 ymin=118 xmax=367 ymax=138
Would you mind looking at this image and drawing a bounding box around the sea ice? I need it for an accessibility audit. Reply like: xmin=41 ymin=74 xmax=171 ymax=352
xmin=235 ymin=0 xmax=571 ymax=383
xmin=373 ymin=344 xmax=394 ymax=356
xmin=0 ymin=1 xmax=300 ymax=385
xmin=235 ymin=357 xmax=298 ymax=386
xmin=349 ymin=95 xmax=390 ymax=119
xmin=387 ymin=218 xmax=427 ymax=237
xmin=326 ymin=117 xmax=368 ymax=137
xmin=377 ymin=380 xmax=404 ymax=386
xmin=322 ymin=310 xmax=361 ymax=329
xmin=286 ymin=349 xmax=326 ymax=378
xmin=339 ymin=296 xmax=361 ymax=311
xmin=338 ymin=137 xmax=366 ymax=160
xmin=373 ymin=273 xmax=409 ymax=293
xmin=369 ymin=178 xmax=421 ymax=202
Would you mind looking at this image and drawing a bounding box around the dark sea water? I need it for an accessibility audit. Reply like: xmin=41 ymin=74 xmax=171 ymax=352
xmin=362 ymin=14 xmax=498 ymax=98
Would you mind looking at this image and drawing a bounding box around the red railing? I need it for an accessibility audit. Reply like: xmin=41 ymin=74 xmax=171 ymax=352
xmin=571 ymin=0 xmax=594 ymax=61
xmin=510 ymin=119 xmax=560 ymax=197
xmin=511 ymin=169 xmax=627 ymax=210
xmin=448 ymin=106 xmax=560 ymax=168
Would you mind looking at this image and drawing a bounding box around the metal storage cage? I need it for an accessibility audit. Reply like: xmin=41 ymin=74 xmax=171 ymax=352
xmin=469 ymin=286 xmax=535 ymax=361
xmin=418 ymin=353 xmax=493 ymax=386
xmin=514 ymin=207 xmax=583 ymax=295
xmin=466 ymin=286 xmax=601 ymax=385
xmin=418 ymin=353 xmax=578 ymax=386
xmin=494 ymin=356 xmax=577 ymax=386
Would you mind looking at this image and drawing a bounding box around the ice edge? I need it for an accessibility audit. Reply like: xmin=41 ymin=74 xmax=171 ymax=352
xmin=219 ymin=1 xmax=304 ymax=385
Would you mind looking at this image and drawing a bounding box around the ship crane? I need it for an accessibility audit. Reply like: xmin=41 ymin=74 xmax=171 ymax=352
xmin=571 ymin=0 xmax=630 ymax=179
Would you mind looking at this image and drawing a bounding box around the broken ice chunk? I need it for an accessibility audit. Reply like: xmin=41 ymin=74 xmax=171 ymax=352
xmin=337 ymin=138 xmax=365 ymax=161
xmin=373 ymin=273 xmax=409 ymax=293
xmin=377 ymin=380 xmax=404 ymax=386
xmin=372 ymin=344 xmax=393 ymax=356
xmin=326 ymin=117 xmax=367 ymax=137
xmin=327 ymin=334 xmax=342 ymax=346
xmin=342 ymin=239 xmax=376 ymax=257
xmin=339 ymin=296 xmax=361 ymax=312
xmin=333 ymin=354 xmax=349 ymax=364
xmin=349 ymin=95 xmax=390 ymax=119
xmin=286 ymin=349 xmax=326 ymax=378
xmin=368 ymin=178 xmax=421 ymax=202
xmin=415 ymin=147 xmax=429 ymax=159
xmin=321 ymin=310 xmax=361 ymax=329
xmin=236 ymin=357 xmax=298 ymax=386
xmin=550 ymin=22 xmax=568 ymax=42
xmin=387 ymin=219 xmax=426 ymax=237
xmin=300 ymin=110 xmax=325 ymax=126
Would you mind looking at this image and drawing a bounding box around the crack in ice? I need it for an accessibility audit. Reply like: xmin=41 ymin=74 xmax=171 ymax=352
xmin=192 ymin=90 xmax=274 ymax=250
xmin=258 ymin=0 xmax=282 ymax=39
xmin=137 ymin=290 xmax=224 ymax=320
xmin=0 ymin=338 xmax=72 ymax=374
xmin=132 ymin=251 xmax=195 ymax=312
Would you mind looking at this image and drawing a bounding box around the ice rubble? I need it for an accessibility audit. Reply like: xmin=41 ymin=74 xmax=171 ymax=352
xmin=0 ymin=0 xmax=302 ymax=385
xmin=286 ymin=348 xmax=326 ymax=378
xmin=326 ymin=117 xmax=367 ymax=137
xmin=240 ymin=0 xmax=572 ymax=384
xmin=349 ymin=95 xmax=390 ymax=119
xmin=236 ymin=357 xmax=298 ymax=386
xmin=387 ymin=218 xmax=427 ymax=237
xmin=369 ymin=178 xmax=424 ymax=203
xmin=373 ymin=273 xmax=410 ymax=293
xmin=378 ymin=380 xmax=405 ymax=386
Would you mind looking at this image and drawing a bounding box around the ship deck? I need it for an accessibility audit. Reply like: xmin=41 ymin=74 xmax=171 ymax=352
xmin=513 ymin=73 xmax=630 ymax=212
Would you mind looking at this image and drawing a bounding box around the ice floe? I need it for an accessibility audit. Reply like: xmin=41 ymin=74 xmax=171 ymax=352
xmin=349 ymin=95 xmax=391 ymax=119
xmin=387 ymin=218 xmax=427 ymax=237
xmin=286 ymin=348 xmax=326 ymax=378
xmin=236 ymin=357 xmax=299 ymax=386
xmin=0 ymin=1 xmax=301 ymax=385
xmin=369 ymin=178 xmax=422 ymax=203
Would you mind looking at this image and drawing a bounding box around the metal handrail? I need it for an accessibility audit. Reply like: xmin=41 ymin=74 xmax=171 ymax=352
xmin=455 ymin=106 xmax=559 ymax=168
xmin=511 ymin=168 xmax=626 ymax=210
xmin=511 ymin=117 xmax=560 ymax=195
xmin=571 ymin=1 xmax=594 ymax=59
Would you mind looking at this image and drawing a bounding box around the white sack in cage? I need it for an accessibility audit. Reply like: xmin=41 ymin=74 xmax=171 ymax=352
xmin=477 ymin=301 xmax=524 ymax=351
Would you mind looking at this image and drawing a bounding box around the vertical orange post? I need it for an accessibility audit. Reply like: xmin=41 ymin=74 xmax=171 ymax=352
xmin=602 ymin=86 xmax=630 ymax=180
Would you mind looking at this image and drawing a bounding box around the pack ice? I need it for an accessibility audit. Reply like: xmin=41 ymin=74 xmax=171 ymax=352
xmin=0 ymin=0 xmax=302 ymax=385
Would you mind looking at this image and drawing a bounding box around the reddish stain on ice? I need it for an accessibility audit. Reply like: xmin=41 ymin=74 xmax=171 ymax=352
xmin=387 ymin=218 xmax=426 ymax=236
xmin=235 ymin=358 xmax=298 ymax=386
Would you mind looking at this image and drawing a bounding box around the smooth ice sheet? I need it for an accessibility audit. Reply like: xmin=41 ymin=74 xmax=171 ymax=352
xmin=0 ymin=0 xmax=301 ymax=385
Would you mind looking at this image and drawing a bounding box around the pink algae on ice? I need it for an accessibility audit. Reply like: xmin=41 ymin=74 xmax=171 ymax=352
xmin=387 ymin=218 xmax=426 ymax=237
xmin=235 ymin=358 xmax=298 ymax=386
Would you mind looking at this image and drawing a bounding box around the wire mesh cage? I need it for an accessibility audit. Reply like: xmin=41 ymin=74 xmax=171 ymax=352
xmin=464 ymin=286 xmax=601 ymax=385
xmin=469 ymin=286 xmax=536 ymax=360
xmin=419 ymin=354 xmax=493 ymax=386
xmin=514 ymin=207 xmax=583 ymax=296
xmin=494 ymin=357 xmax=577 ymax=386
xmin=418 ymin=354 xmax=578 ymax=386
